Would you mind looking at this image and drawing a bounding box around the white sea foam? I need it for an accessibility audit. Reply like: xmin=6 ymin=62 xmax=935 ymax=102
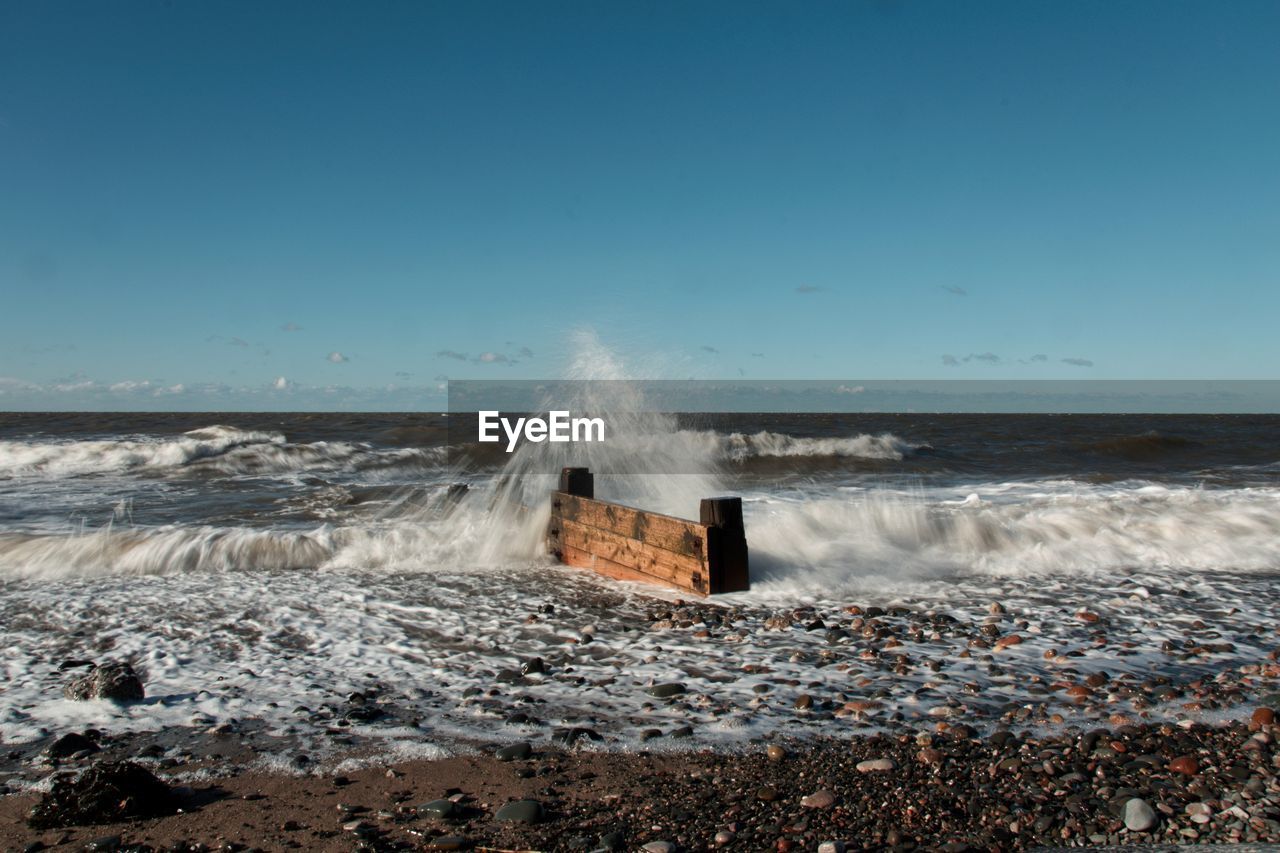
xmin=2 ymin=479 xmax=1278 ymax=583
xmin=723 ymin=430 xmax=916 ymax=460
xmin=0 ymin=425 xmax=444 ymax=480
xmin=743 ymin=481 xmax=1280 ymax=594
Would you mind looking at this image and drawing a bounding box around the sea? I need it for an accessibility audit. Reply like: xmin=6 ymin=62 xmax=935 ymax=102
xmin=2 ymin=410 xmax=1278 ymax=771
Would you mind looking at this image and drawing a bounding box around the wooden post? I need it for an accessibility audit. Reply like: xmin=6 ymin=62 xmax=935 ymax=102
xmin=559 ymin=466 xmax=594 ymax=498
xmin=701 ymin=497 xmax=749 ymax=594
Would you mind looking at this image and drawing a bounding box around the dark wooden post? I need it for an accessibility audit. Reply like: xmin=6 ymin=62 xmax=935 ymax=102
xmin=701 ymin=497 xmax=749 ymax=593
xmin=559 ymin=466 xmax=594 ymax=498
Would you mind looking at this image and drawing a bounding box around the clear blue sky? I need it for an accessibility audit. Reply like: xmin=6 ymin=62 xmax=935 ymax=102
xmin=2 ymin=0 xmax=1278 ymax=410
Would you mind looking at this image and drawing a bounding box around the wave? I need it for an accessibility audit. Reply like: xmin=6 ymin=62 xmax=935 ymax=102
xmin=0 ymin=526 xmax=333 ymax=578
xmin=721 ymin=430 xmax=917 ymax=461
xmin=746 ymin=483 xmax=1280 ymax=589
xmin=1075 ymin=430 xmax=1199 ymax=461
xmin=0 ymin=425 xmax=446 ymax=479
xmin=5 ymin=481 xmax=1277 ymax=584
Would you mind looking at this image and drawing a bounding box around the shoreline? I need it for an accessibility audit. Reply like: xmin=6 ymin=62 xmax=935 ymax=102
xmin=4 ymin=714 xmax=1279 ymax=851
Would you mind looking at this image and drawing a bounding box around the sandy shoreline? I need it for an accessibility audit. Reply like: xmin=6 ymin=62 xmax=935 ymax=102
xmin=4 ymin=713 xmax=1280 ymax=851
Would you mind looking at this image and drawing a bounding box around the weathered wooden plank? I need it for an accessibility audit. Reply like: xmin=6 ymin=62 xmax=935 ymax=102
xmin=554 ymin=517 xmax=708 ymax=593
xmin=556 ymin=543 xmax=684 ymax=588
xmin=546 ymin=468 xmax=749 ymax=596
xmin=551 ymin=493 xmax=706 ymax=557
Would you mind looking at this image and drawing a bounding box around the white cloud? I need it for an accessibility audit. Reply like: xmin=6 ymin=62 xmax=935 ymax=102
xmin=273 ymin=376 xmax=294 ymax=391
xmin=109 ymin=380 xmax=153 ymax=393
xmin=52 ymin=380 xmax=98 ymax=392
xmin=327 ymin=351 xmax=349 ymax=363
xmin=834 ymin=384 xmax=865 ymax=395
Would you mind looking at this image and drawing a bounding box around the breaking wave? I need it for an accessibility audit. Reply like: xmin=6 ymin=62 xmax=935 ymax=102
xmin=4 ymin=481 xmax=1277 ymax=583
xmin=0 ymin=425 xmax=446 ymax=479
xmin=721 ymin=430 xmax=917 ymax=461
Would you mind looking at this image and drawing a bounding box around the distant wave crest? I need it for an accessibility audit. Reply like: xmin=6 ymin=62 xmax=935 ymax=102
xmin=721 ymin=430 xmax=917 ymax=461
xmin=0 ymin=425 xmax=445 ymax=479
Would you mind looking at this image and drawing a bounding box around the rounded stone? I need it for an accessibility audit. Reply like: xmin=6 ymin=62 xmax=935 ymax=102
xmin=417 ymin=799 xmax=458 ymax=819
xmin=801 ymin=789 xmax=836 ymax=809
xmin=856 ymin=758 xmax=895 ymax=772
xmin=646 ymin=683 xmax=687 ymax=699
xmin=494 ymin=799 xmax=544 ymax=824
xmin=495 ymin=742 xmax=533 ymax=762
xmin=1123 ymin=798 xmax=1157 ymax=832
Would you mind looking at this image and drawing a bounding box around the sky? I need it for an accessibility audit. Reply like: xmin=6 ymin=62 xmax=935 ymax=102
xmin=2 ymin=0 xmax=1278 ymax=411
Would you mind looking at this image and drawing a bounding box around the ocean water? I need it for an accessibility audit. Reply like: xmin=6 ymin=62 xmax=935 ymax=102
xmin=2 ymin=410 xmax=1279 ymax=763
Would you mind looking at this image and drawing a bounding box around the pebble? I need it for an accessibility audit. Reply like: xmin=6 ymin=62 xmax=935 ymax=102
xmin=342 ymin=819 xmax=375 ymax=835
xmin=425 ymin=838 xmax=472 ymax=851
xmin=496 ymin=741 xmax=532 ymax=761
xmin=917 ymin=747 xmax=944 ymax=765
xmin=642 ymin=843 xmax=676 ymax=853
xmin=417 ymin=799 xmax=458 ymax=819
xmin=714 ymin=830 xmax=736 ymax=845
xmin=46 ymin=732 xmax=99 ymax=759
xmin=1123 ymin=797 xmax=1158 ymax=832
xmin=801 ymin=788 xmax=836 ymax=809
xmin=1169 ymin=755 xmax=1200 ymax=775
xmin=1186 ymin=802 xmax=1213 ymax=824
xmin=817 ymin=843 xmax=847 ymax=853
xmin=647 ymin=683 xmax=687 ymax=698
xmin=856 ymin=758 xmax=895 ymax=772
xmin=84 ymin=839 xmax=120 ymax=853
xmin=494 ymin=799 xmax=544 ymax=823
xmin=766 ymin=744 xmax=786 ymax=762
xmin=1252 ymin=707 xmax=1275 ymax=727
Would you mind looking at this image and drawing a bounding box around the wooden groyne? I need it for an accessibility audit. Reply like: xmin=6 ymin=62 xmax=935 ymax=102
xmin=546 ymin=467 xmax=749 ymax=595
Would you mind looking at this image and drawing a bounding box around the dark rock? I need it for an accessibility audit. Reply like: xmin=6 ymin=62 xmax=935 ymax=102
xmin=494 ymin=799 xmax=544 ymax=823
xmin=62 ymin=663 xmax=144 ymax=703
xmin=28 ymin=761 xmax=176 ymax=829
xmin=521 ymin=657 xmax=546 ymax=675
xmin=46 ymin=732 xmax=99 ymax=759
xmin=646 ymin=683 xmax=686 ymax=698
xmin=417 ymin=799 xmax=458 ymax=819
xmin=496 ymin=741 xmax=533 ymax=761
xmin=552 ymin=726 xmax=602 ymax=746
xmin=57 ymin=659 xmax=95 ymax=671
xmin=597 ymin=831 xmax=626 ymax=850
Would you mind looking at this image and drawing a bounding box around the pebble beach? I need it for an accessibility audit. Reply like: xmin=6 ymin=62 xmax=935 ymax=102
xmin=3 ymin=412 xmax=1280 ymax=848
